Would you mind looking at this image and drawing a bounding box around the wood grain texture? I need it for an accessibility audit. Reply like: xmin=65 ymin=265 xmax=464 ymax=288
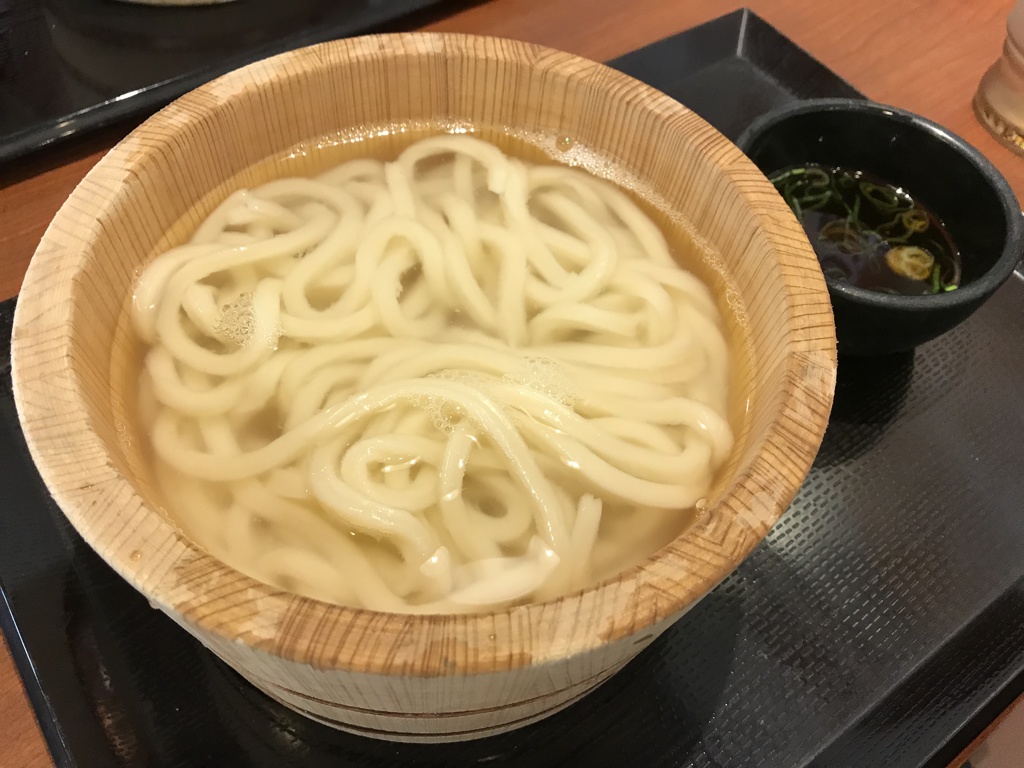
xmin=0 ymin=634 xmax=52 ymax=768
xmin=0 ymin=0 xmax=1020 ymax=308
xmin=1 ymin=0 xmax=1018 ymax=763
xmin=10 ymin=31 xmax=834 ymax=741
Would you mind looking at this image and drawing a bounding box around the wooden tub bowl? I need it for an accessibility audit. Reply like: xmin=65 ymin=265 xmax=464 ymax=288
xmin=10 ymin=33 xmax=836 ymax=742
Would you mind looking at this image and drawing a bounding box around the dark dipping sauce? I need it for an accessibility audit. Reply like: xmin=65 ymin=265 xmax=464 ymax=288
xmin=770 ymin=164 xmax=962 ymax=296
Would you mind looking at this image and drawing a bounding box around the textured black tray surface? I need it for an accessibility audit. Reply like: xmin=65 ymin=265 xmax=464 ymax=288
xmin=607 ymin=8 xmax=860 ymax=140
xmin=0 ymin=0 xmax=458 ymax=165
xmin=3 ymin=9 xmax=1024 ymax=768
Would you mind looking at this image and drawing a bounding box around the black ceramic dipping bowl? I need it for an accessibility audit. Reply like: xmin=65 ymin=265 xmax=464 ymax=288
xmin=736 ymin=98 xmax=1024 ymax=356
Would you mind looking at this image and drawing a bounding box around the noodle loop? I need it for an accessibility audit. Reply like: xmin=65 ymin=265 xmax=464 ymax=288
xmin=133 ymin=134 xmax=734 ymax=613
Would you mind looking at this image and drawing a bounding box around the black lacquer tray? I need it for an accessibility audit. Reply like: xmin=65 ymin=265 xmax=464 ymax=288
xmin=0 ymin=0 xmax=462 ymax=165
xmin=3 ymin=9 xmax=1024 ymax=768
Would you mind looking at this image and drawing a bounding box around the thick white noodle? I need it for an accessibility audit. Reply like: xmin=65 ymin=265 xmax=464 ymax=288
xmin=133 ymin=133 xmax=735 ymax=613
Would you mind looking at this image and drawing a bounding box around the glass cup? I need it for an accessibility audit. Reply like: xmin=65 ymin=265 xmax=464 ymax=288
xmin=975 ymin=1 xmax=1024 ymax=155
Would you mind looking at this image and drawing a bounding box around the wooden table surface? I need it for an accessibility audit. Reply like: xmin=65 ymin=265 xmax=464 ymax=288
xmin=0 ymin=0 xmax=1018 ymax=765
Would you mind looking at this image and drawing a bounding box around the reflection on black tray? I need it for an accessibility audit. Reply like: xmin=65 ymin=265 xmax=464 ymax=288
xmin=607 ymin=9 xmax=860 ymax=140
xmin=0 ymin=0 xmax=459 ymax=164
xmin=2 ymin=10 xmax=1024 ymax=768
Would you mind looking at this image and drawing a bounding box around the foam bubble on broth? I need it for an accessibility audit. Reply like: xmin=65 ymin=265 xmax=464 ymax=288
xmin=119 ymin=123 xmax=755 ymax=614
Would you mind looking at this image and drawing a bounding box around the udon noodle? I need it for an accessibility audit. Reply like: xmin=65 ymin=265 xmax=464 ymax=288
xmin=132 ymin=134 xmax=734 ymax=613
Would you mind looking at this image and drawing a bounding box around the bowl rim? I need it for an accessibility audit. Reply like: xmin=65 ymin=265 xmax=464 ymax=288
xmin=11 ymin=31 xmax=837 ymax=677
xmin=735 ymin=97 xmax=1024 ymax=310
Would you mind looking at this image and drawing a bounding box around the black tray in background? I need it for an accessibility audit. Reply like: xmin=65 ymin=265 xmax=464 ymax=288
xmin=4 ymin=9 xmax=1024 ymax=768
xmin=608 ymin=8 xmax=861 ymax=140
xmin=0 ymin=0 xmax=461 ymax=166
